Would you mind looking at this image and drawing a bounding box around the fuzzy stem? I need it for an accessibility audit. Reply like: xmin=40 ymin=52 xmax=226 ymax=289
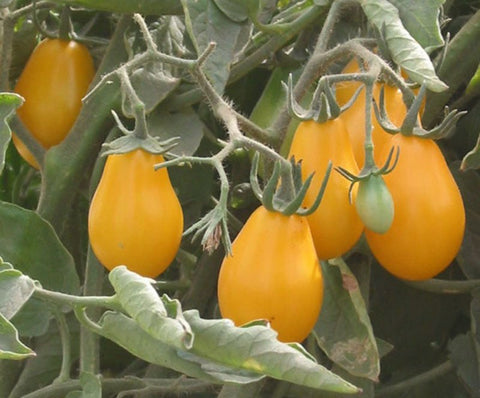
xmin=362 ymin=78 xmax=376 ymax=170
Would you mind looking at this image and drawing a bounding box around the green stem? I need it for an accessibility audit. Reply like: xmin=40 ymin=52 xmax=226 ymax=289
xmin=423 ymin=9 xmax=480 ymax=127
xmin=314 ymin=0 xmax=346 ymax=54
xmin=20 ymin=377 xmax=212 ymax=398
xmin=79 ymin=248 xmax=105 ymax=375
xmin=58 ymin=6 xmax=72 ymax=41
xmin=52 ymin=309 xmax=72 ymax=383
xmin=375 ymin=360 xmax=454 ymax=397
xmin=34 ymin=286 xmax=118 ymax=309
xmin=404 ymin=278 xmax=480 ymax=294
xmin=362 ymin=78 xmax=376 ymax=171
xmin=0 ymin=12 xmax=14 ymax=92
xmin=165 ymin=5 xmax=327 ymax=118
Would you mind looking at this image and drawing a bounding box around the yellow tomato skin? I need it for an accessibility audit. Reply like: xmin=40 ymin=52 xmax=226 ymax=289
xmin=365 ymin=134 xmax=465 ymax=281
xmin=288 ymin=118 xmax=364 ymax=259
xmin=14 ymin=38 xmax=95 ymax=168
xmin=218 ymin=206 xmax=323 ymax=343
xmin=88 ymin=149 xmax=184 ymax=278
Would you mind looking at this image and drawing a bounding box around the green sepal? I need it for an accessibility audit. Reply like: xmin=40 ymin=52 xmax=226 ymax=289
xmin=285 ymin=74 xmax=344 ymax=123
xmin=373 ymin=83 xmax=465 ymax=140
xmin=249 ymin=153 xmax=331 ymax=216
xmin=102 ymin=110 xmax=179 ymax=156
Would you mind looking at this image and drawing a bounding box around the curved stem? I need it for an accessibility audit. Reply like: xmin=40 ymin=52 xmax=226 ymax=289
xmin=314 ymin=0 xmax=346 ymax=54
xmin=52 ymin=309 xmax=72 ymax=384
xmin=34 ymin=286 xmax=118 ymax=310
xmin=375 ymin=360 xmax=454 ymax=397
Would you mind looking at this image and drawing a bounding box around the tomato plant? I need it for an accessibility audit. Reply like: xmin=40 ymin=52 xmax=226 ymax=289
xmin=288 ymin=118 xmax=364 ymax=259
xmin=365 ymin=134 xmax=465 ymax=280
xmin=0 ymin=2 xmax=478 ymax=397
xmin=217 ymin=205 xmax=323 ymax=343
xmin=13 ymin=38 xmax=95 ymax=168
xmin=88 ymin=148 xmax=184 ymax=278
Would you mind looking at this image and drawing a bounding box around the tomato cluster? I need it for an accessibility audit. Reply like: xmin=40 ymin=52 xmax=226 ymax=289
xmin=218 ymin=60 xmax=466 ymax=343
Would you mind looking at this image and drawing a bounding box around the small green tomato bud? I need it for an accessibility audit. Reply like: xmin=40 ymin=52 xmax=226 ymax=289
xmin=355 ymin=175 xmax=394 ymax=234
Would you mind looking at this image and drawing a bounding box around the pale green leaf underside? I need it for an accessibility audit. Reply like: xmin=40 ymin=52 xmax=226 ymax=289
xmin=0 ymin=312 xmax=35 ymax=360
xmin=361 ymin=0 xmax=447 ymax=92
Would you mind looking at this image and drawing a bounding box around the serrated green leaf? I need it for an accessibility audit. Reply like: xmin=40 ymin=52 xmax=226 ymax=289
xmin=314 ymin=259 xmax=380 ymax=381
xmin=0 ymin=93 xmax=24 ymax=175
xmin=184 ymin=310 xmax=360 ymax=393
xmin=388 ymin=0 xmax=445 ymax=52
xmin=108 ymin=266 xmax=194 ymax=350
xmin=182 ymin=0 xmax=250 ymax=93
xmin=98 ymin=311 xmax=259 ymax=384
xmin=360 ymin=0 xmax=447 ymax=92
xmin=0 ymin=312 xmax=35 ymax=360
xmin=0 ymin=201 xmax=80 ymax=295
xmin=0 ymin=269 xmax=35 ymax=320
xmin=66 ymin=372 xmax=102 ymax=398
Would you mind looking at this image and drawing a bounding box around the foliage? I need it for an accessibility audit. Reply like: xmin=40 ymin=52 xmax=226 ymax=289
xmin=0 ymin=0 xmax=479 ymax=397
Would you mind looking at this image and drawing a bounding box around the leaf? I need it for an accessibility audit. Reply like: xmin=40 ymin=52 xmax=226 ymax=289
xmin=450 ymin=163 xmax=480 ymax=278
xmin=108 ymin=266 xmax=194 ymax=350
xmin=0 ymin=312 xmax=35 ymax=360
xmin=213 ymin=0 xmax=251 ymax=22
xmin=0 ymin=269 xmax=35 ymax=320
xmin=182 ymin=0 xmax=251 ymax=93
xmin=8 ymin=314 xmax=80 ymax=398
xmin=124 ymin=62 xmax=181 ymax=116
xmin=10 ymin=297 xmax=52 ymax=338
xmin=0 ymin=93 xmax=24 ymax=175
xmin=184 ymin=310 xmax=360 ymax=393
xmin=98 ymin=311 xmax=259 ymax=384
xmin=314 ymin=259 xmax=380 ymax=381
xmin=0 ymin=257 xmax=13 ymax=272
xmin=148 ymin=107 xmax=204 ymax=156
xmin=66 ymin=372 xmax=102 ymax=398
xmin=388 ymin=0 xmax=445 ymax=52
xmin=360 ymin=0 xmax=447 ymax=92
xmin=0 ymin=201 xmax=80 ymax=295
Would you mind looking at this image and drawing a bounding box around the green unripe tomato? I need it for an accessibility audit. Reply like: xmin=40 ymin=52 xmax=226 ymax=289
xmin=355 ymin=175 xmax=394 ymax=234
